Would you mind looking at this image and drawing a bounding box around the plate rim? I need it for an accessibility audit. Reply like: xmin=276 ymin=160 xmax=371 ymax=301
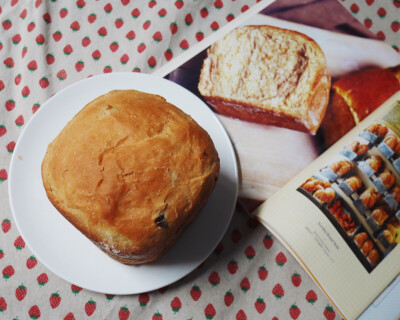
xmin=8 ymin=72 xmax=239 ymax=294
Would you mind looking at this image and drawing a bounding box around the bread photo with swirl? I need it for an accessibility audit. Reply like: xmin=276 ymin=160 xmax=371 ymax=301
xmin=198 ymin=25 xmax=331 ymax=135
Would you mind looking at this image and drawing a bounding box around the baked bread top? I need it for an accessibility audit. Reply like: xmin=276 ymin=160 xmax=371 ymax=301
xmin=198 ymin=25 xmax=330 ymax=134
xmin=41 ymin=90 xmax=220 ymax=264
xmin=321 ymin=66 xmax=400 ymax=147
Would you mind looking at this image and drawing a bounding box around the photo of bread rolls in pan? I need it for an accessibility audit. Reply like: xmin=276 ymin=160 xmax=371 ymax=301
xmin=328 ymin=160 xmax=354 ymax=177
xmin=359 ymin=187 xmax=381 ymax=209
xmin=300 ymin=177 xmax=335 ymax=204
xmin=299 ymin=122 xmax=400 ymax=271
xmin=354 ymin=231 xmax=380 ymax=266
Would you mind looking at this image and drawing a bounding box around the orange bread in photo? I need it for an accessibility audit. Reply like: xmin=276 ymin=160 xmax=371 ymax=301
xmin=322 ymin=66 xmax=400 ymax=147
xmin=41 ymin=90 xmax=220 ymax=265
xmin=359 ymin=187 xmax=380 ymax=209
xmin=347 ymin=141 xmax=369 ymax=156
xmin=198 ymin=25 xmax=331 ymax=135
xmin=328 ymin=159 xmax=354 ymax=175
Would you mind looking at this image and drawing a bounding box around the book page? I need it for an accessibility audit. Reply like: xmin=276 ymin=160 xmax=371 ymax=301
xmin=253 ymin=92 xmax=400 ymax=320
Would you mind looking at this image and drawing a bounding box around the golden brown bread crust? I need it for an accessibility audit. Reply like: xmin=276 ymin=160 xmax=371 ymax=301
xmin=204 ymin=98 xmax=312 ymax=133
xmin=322 ymin=66 xmax=400 ymax=147
xmin=41 ymin=90 xmax=220 ymax=265
xmin=198 ymin=25 xmax=330 ymax=135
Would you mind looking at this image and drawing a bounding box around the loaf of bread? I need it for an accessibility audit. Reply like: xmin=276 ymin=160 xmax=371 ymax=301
xmin=344 ymin=176 xmax=362 ymax=192
xmin=314 ymin=188 xmax=335 ymax=203
xmin=354 ymin=232 xmax=368 ymax=247
xmin=42 ymin=90 xmax=220 ymax=265
xmin=391 ymin=186 xmax=400 ymax=203
xmin=347 ymin=141 xmax=369 ymax=156
xmin=365 ymin=154 xmax=383 ymax=173
xmin=301 ymin=177 xmax=331 ymax=194
xmin=371 ymin=207 xmax=389 ymax=226
xmin=367 ymin=248 xmax=379 ymax=265
xmin=361 ymin=239 xmax=373 ymax=256
xmin=198 ymin=25 xmax=331 ymax=135
xmin=384 ymin=133 xmax=400 ymax=154
xmin=360 ymin=187 xmax=380 ymax=209
xmin=322 ymin=65 xmax=400 ymax=147
xmin=365 ymin=123 xmax=389 ymax=137
xmin=379 ymin=168 xmax=396 ymax=189
xmin=328 ymin=159 xmax=354 ymax=176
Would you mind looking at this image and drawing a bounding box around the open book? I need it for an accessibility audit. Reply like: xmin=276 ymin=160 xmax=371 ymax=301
xmin=253 ymin=92 xmax=400 ymax=320
xmin=157 ymin=2 xmax=400 ymax=318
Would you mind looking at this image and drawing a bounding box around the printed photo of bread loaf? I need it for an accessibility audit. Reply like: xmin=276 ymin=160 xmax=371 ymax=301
xmin=198 ymin=25 xmax=331 ymax=135
xmin=322 ymin=66 xmax=400 ymax=147
xmin=41 ymin=90 xmax=220 ymax=265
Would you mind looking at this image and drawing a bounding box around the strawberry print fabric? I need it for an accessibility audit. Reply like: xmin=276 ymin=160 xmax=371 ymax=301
xmin=0 ymin=0 xmax=393 ymax=319
xmin=339 ymin=0 xmax=400 ymax=52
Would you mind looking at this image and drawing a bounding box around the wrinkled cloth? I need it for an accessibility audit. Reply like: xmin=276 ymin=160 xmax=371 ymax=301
xmin=0 ymin=0 xmax=393 ymax=319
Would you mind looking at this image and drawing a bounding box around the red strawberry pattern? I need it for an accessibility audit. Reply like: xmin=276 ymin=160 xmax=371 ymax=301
xmin=306 ymin=289 xmax=318 ymax=305
xmin=208 ymin=271 xmax=220 ymax=286
xmin=204 ymin=303 xmax=216 ymax=320
xmin=227 ymin=259 xmax=238 ymax=274
xmin=262 ymin=233 xmax=272 ymax=248
xmin=342 ymin=0 xmax=399 ymax=51
xmin=5 ymin=99 xmax=15 ymax=111
xmin=170 ymin=296 xmax=182 ymax=313
xmin=224 ymin=290 xmax=234 ymax=306
xmin=0 ymin=1 xmax=349 ymax=319
xmin=119 ymin=306 xmax=130 ymax=320
xmin=14 ymin=235 xmax=25 ymax=250
xmin=289 ymin=304 xmax=301 ymax=319
xmin=6 ymin=141 xmax=15 ymax=153
xmin=291 ymin=273 xmax=302 ymax=287
xmin=29 ymin=305 xmax=41 ymax=319
xmin=71 ymin=284 xmax=82 ymax=295
xmin=85 ymin=299 xmax=96 ymax=316
xmin=258 ymin=265 xmax=268 ymax=281
xmin=196 ymin=31 xmax=204 ymax=42
xmin=37 ymin=273 xmax=48 ymax=286
xmin=138 ymin=293 xmax=150 ymax=308
xmin=245 ymin=245 xmax=256 ymax=260
xmin=64 ymin=313 xmax=76 ymax=320
xmin=2 ymin=265 xmax=15 ymax=280
xmin=236 ymin=309 xmax=247 ymax=320
xmin=164 ymin=49 xmax=173 ymax=61
xmin=240 ymin=277 xmax=250 ymax=293
xmin=50 ymin=292 xmax=61 ymax=309
xmin=15 ymin=284 xmax=27 ymax=301
xmin=0 ymin=169 xmax=8 ymax=182
xmin=105 ymin=293 xmax=115 ymax=301
xmin=324 ymin=305 xmax=336 ymax=320
xmin=26 ymin=256 xmax=38 ymax=269
xmin=272 ymin=283 xmax=284 ymax=299
xmin=254 ymin=297 xmax=266 ymax=314
xmin=275 ymin=252 xmax=287 ymax=267
xmin=190 ymin=284 xmax=201 ymax=301
xmin=0 ymin=297 xmax=6 ymax=312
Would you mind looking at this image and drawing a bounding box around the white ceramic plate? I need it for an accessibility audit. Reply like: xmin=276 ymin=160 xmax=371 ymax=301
xmin=8 ymin=73 xmax=238 ymax=294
